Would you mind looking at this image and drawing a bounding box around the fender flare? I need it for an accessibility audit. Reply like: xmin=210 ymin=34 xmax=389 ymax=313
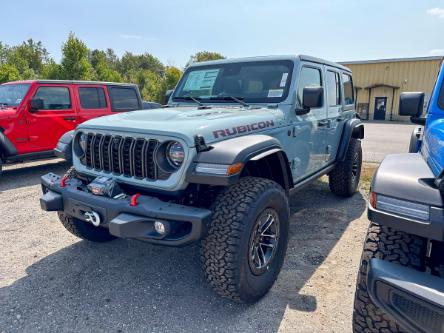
xmin=54 ymin=130 xmax=74 ymax=163
xmin=186 ymin=134 xmax=293 ymax=190
xmin=0 ymin=131 xmax=18 ymax=158
xmin=336 ymin=118 xmax=364 ymax=162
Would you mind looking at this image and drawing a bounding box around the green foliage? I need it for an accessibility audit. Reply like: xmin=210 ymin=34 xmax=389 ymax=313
xmin=60 ymin=33 xmax=95 ymax=80
xmin=0 ymin=64 xmax=20 ymax=83
xmin=187 ymin=51 xmax=225 ymax=67
xmin=0 ymin=33 xmax=225 ymax=103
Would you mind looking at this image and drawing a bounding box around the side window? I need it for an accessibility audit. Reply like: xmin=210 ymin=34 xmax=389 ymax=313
xmin=297 ymin=67 xmax=322 ymax=108
xmin=79 ymin=87 xmax=107 ymax=109
xmin=34 ymin=86 xmax=71 ymax=110
xmin=342 ymin=73 xmax=354 ymax=105
xmin=326 ymin=71 xmax=341 ymax=106
xmin=108 ymin=87 xmax=139 ymax=112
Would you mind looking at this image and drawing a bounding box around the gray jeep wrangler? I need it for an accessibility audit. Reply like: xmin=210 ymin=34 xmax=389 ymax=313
xmin=40 ymin=55 xmax=364 ymax=303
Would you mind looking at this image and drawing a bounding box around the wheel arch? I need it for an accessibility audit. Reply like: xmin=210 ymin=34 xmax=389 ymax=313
xmin=186 ymin=134 xmax=293 ymax=192
xmin=0 ymin=130 xmax=18 ymax=159
xmin=336 ymin=118 xmax=364 ymax=162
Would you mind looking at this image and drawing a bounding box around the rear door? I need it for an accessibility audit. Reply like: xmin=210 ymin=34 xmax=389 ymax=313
xmin=76 ymin=85 xmax=111 ymax=124
xmin=324 ymin=68 xmax=343 ymax=163
xmin=26 ymin=84 xmax=78 ymax=151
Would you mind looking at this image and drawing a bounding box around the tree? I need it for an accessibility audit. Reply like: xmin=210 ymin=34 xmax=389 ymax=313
xmin=164 ymin=66 xmax=182 ymax=90
xmin=0 ymin=64 xmax=20 ymax=83
xmin=60 ymin=33 xmax=95 ymax=80
xmin=187 ymin=51 xmax=225 ymax=66
xmin=119 ymin=52 xmax=164 ymax=78
xmin=137 ymin=70 xmax=164 ymax=102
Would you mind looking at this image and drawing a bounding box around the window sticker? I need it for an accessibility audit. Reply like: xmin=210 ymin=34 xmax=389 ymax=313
xmin=280 ymin=73 xmax=288 ymax=87
xmin=268 ymin=89 xmax=284 ymax=98
xmin=183 ymin=69 xmax=220 ymax=92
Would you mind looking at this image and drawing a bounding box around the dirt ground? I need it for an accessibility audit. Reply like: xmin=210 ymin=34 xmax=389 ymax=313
xmin=0 ymin=159 xmax=374 ymax=333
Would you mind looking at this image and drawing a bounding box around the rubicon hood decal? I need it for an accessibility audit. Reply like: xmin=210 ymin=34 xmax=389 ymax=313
xmin=213 ymin=120 xmax=275 ymax=139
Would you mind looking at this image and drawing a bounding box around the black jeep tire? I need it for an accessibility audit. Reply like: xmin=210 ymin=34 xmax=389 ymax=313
xmin=201 ymin=177 xmax=289 ymax=303
xmin=329 ymin=138 xmax=362 ymax=197
xmin=57 ymin=167 xmax=116 ymax=243
xmin=353 ymin=222 xmax=427 ymax=333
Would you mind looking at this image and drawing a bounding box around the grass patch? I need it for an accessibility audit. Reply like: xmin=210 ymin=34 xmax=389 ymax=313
xmin=360 ymin=162 xmax=379 ymax=192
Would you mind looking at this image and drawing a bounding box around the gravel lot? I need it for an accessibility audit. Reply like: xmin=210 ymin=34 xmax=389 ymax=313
xmin=0 ymin=158 xmax=370 ymax=333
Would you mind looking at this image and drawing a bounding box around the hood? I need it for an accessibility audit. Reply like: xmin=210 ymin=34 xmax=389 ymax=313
xmin=79 ymin=106 xmax=285 ymax=146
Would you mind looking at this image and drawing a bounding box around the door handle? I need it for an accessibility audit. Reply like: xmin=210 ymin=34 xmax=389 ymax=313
xmin=64 ymin=116 xmax=76 ymax=121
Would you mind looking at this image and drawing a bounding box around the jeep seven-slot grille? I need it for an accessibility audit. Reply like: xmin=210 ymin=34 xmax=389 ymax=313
xmin=83 ymin=133 xmax=162 ymax=180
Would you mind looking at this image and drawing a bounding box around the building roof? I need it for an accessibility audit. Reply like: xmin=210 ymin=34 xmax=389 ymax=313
xmin=340 ymin=56 xmax=443 ymax=65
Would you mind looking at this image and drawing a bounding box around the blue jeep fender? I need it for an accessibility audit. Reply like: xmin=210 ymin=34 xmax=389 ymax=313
xmin=336 ymin=118 xmax=364 ymax=162
xmin=186 ymin=134 xmax=293 ymax=192
xmin=54 ymin=130 xmax=74 ymax=163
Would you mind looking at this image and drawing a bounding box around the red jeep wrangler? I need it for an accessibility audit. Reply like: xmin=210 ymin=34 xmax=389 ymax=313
xmin=0 ymin=80 xmax=144 ymax=172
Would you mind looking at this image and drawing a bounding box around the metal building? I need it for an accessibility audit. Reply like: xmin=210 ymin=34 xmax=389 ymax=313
xmin=341 ymin=56 xmax=442 ymax=121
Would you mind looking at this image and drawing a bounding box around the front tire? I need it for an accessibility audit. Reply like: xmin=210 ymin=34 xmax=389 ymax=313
xmin=329 ymin=138 xmax=362 ymax=197
xmin=353 ymin=222 xmax=427 ymax=332
xmin=201 ymin=177 xmax=290 ymax=303
xmin=57 ymin=167 xmax=116 ymax=243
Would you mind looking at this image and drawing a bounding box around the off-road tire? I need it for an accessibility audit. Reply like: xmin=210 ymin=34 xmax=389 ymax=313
xmin=329 ymin=138 xmax=362 ymax=197
xmin=353 ymin=222 xmax=427 ymax=332
xmin=57 ymin=167 xmax=116 ymax=243
xmin=201 ymin=177 xmax=290 ymax=303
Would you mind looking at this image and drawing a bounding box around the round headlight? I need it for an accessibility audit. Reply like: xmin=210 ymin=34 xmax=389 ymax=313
xmin=166 ymin=141 xmax=185 ymax=167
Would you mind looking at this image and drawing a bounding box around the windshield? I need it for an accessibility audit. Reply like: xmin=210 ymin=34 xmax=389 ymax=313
xmin=0 ymin=83 xmax=31 ymax=107
xmin=173 ymin=60 xmax=294 ymax=104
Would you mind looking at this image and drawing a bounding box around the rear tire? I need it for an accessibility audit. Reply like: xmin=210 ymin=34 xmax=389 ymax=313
xmin=201 ymin=177 xmax=289 ymax=303
xmin=329 ymin=138 xmax=362 ymax=197
xmin=353 ymin=222 xmax=427 ymax=332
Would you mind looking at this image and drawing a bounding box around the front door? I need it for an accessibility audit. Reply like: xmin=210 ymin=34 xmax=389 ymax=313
xmin=26 ymin=84 xmax=78 ymax=152
xmin=373 ymin=97 xmax=387 ymax=120
xmin=289 ymin=64 xmax=328 ymax=181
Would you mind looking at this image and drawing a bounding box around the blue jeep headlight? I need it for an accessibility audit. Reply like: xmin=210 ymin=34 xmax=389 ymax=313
xmin=166 ymin=141 xmax=185 ymax=168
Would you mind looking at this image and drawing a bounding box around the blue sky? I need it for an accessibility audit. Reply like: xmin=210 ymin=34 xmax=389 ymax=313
xmin=1 ymin=0 xmax=444 ymax=67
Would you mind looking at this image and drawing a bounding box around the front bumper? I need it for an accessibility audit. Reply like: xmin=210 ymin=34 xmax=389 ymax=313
xmin=40 ymin=173 xmax=212 ymax=246
xmin=367 ymin=259 xmax=444 ymax=333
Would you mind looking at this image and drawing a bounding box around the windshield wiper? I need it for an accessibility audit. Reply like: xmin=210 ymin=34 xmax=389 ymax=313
xmin=209 ymin=96 xmax=249 ymax=108
xmin=174 ymin=96 xmax=204 ymax=106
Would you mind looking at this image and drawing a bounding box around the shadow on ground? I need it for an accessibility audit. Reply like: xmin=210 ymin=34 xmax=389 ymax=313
xmin=0 ymin=180 xmax=366 ymax=332
xmin=0 ymin=160 xmax=69 ymax=192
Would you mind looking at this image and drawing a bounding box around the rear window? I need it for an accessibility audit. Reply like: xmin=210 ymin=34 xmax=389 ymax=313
xmin=342 ymin=73 xmax=354 ymax=105
xmin=79 ymin=87 xmax=107 ymax=109
xmin=326 ymin=71 xmax=341 ymax=106
xmin=108 ymin=87 xmax=139 ymax=111
xmin=34 ymin=86 xmax=71 ymax=110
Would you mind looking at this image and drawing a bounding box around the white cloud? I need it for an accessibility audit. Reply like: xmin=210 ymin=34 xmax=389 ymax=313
xmin=427 ymin=7 xmax=444 ymax=18
xmin=430 ymin=49 xmax=444 ymax=56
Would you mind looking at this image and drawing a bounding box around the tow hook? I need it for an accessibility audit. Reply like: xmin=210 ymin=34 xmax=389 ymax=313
xmin=84 ymin=211 xmax=101 ymax=227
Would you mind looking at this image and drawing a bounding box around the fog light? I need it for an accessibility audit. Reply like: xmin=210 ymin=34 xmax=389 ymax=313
xmin=154 ymin=221 xmax=167 ymax=235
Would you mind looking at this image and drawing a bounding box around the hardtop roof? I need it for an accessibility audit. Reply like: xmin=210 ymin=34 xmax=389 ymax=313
xmin=189 ymin=54 xmax=351 ymax=72
xmin=1 ymin=79 xmax=138 ymax=87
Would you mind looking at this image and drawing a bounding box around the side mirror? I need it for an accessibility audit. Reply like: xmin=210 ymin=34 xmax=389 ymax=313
xmin=399 ymin=92 xmax=424 ymax=117
xmin=30 ymin=98 xmax=44 ymax=112
xmin=296 ymin=86 xmax=324 ymax=115
xmin=164 ymin=90 xmax=174 ymax=105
